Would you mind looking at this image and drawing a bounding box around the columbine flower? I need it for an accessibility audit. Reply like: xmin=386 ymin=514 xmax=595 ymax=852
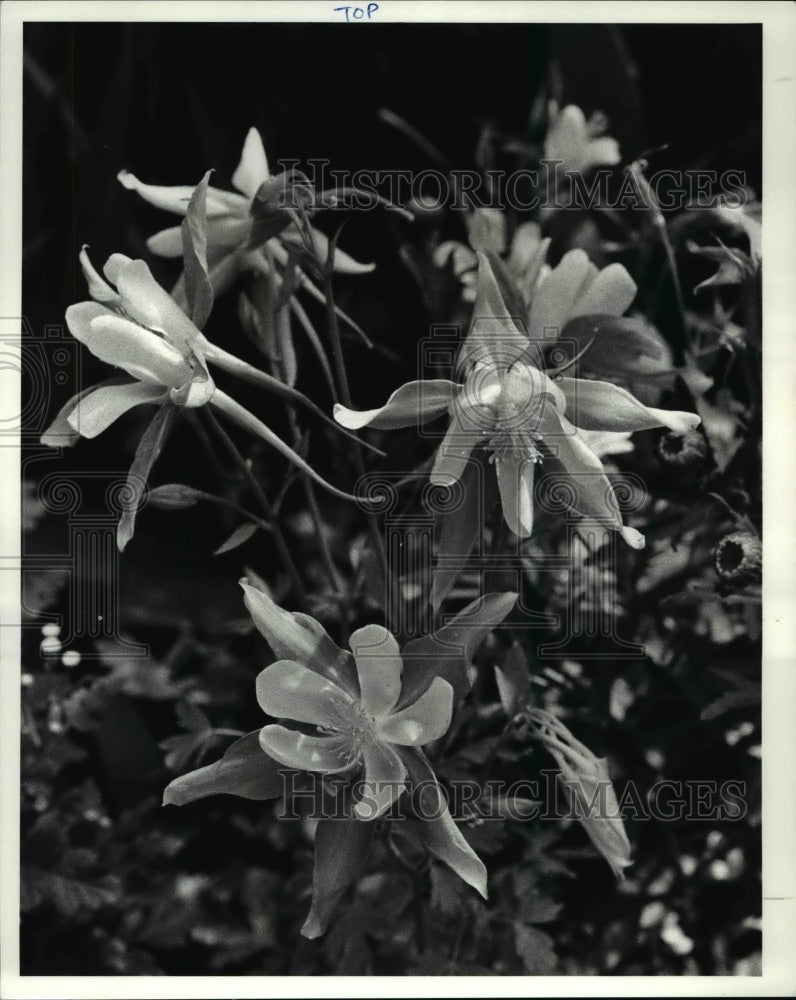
xmin=163 ymin=581 xmax=515 ymax=937
xmin=526 ymin=708 xmax=632 ymax=879
xmin=336 ymin=253 xmax=700 ymax=552
xmin=41 ymin=245 xmax=358 ymax=549
xmin=257 ymin=622 xmax=453 ymax=822
xmin=544 ymin=102 xmax=621 ymax=175
xmin=434 ymin=209 xmax=547 ymax=303
xmin=118 ymin=126 xmax=374 ymax=306
xmin=40 ymin=249 xmax=216 ymax=449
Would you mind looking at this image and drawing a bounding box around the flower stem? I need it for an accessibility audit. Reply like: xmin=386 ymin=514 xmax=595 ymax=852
xmin=202 ymin=407 xmax=309 ymax=609
xmin=321 ymin=267 xmax=390 ymax=592
xmin=284 ymin=405 xmax=348 ymax=621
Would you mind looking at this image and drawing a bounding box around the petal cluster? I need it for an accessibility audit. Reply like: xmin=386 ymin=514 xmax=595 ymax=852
xmin=544 ymin=102 xmax=621 ymax=174
xmin=336 ymin=252 xmax=701 ymax=549
xmin=257 ymin=623 xmax=454 ymax=821
xmin=119 ymin=126 xmax=373 ymax=306
xmin=41 ymin=250 xmax=215 ymax=446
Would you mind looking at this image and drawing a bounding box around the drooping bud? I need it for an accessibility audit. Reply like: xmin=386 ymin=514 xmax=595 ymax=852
xmin=526 ymin=708 xmax=632 ymax=879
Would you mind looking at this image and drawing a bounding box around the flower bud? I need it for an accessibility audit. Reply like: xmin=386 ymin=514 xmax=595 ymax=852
xmin=714 ymin=531 xmax=762 ymax=585
xmin=147 ymin=483 xmax=203 ymax=510
xmin=526 ymin=709 xmax=632 ymax=879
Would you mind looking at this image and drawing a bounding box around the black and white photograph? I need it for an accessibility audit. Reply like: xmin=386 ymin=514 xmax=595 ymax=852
xmin=1 ymin=1 xmax=794 ymax=994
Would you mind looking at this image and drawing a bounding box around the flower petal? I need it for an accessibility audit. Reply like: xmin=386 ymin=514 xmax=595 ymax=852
xmin=398 ymin=591 xmax=517 ymax=708
xmin=79 ymin=247 xmax=120 ymax=304
xmin=429 ymin=409 xmax=481 ymax=486
xmin=256 ymin=659 xmax=356 ymax=728
xmin=572 ymin=263 xmax=636 ymax=318
xmin=64 ymin=300 xmax=115 ymax=342
xmin=333 ymin=379 xmax=459 ymax=431
xmin=114 ymin=259 xmax=202 ymax=353
xmin=66 ymin=381 xmax=168 ymax=438
xmin=457 ymin=252 xmax=528 ymax=375
xmin=465 ymin=208 xmax=506 ymax=255
xmin=544 ymin=104 xmax=587 ymax=164
xmin=540 ymin=408 xmax=646 ymax=549
xmin=376 ymin=677 xmax=453 ymax=746
xmin=163 ymin=731 xmax=284 ymax=805
xmin=402 ymin=750 xmax=487 ymax=897
xmin=496 ymin=454 xmax=536 ymax=538
xmin=433 ymin=241 xmax=477 ymax=277
xmin=585 ymin=136 xmax=621 ymax=169
xmin=81 ymin=314 xmax=193 ymax=387
xmin=354 ymin=742 xmax=407 ymax=820
xmin=231 ymin=127 xmax=270 ymax=199
xmin=259 ymin=725 xmax=352 ymax=773
xmin=349 ymin=625 xmax=403 ymax=718
xmin=281 ymin=226 xmax=376 ymax=275
xmin=507 ymin=221 xmax=544 ymax=290
xmin=502 ymin=361 xmax=564 ymax=417
xmin=528 ymin=249 xmax=596 ymax=343
xmin=40 ymin=377 xmax=129 ymax=447
xmin=557 ymin=377 xmax=701 ymax=435
xmin=241 ymin=579 xmax=359 ymax=694
xmin=301 ymin=817 xmax=374 ymax=939
xmin=431 ymin=457 xmax=491 ymax=611
xmin=148 ymin=219 xmax=250 ymax=262
xmin=171 ymin=251 xmax=243 ymax=310
xmin=146 ymin=226 xmax=184 ymax=258
xmin=117 ymin=169 xmax=247 ymax=217
xmin=103 ymin=253 xmax=133 ymax=287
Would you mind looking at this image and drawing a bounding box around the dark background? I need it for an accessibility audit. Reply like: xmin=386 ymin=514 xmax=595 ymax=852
xmin=24 ymin=21 xmax=761 ymax=365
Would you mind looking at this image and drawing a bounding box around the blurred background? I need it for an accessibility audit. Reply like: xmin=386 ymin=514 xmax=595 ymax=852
xmin=21 ymin=20 xmax=761 ymax=975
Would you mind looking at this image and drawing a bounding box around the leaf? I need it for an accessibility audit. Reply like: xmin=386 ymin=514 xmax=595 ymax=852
xmin=117 ymin=402 xmax=176 ymax=552
xmin=494 ymin=642 xmax=530 ymax=716
xmin=163 ymin=731 xmax=284 ymax=805
xmin=399 ymin=591 xmax=517 ymax=707
xmin=213 ymin=522 xmax=259 ymax=556
xmin=21 ymin=866 xmax=119 ymax=916
xmin=513 ymin=923 xmax=557 ymax=974
xmin=301 ymin=816 xmax=375 ymax=939
xmin=181 ymin=170 xmax=214 ymax=330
